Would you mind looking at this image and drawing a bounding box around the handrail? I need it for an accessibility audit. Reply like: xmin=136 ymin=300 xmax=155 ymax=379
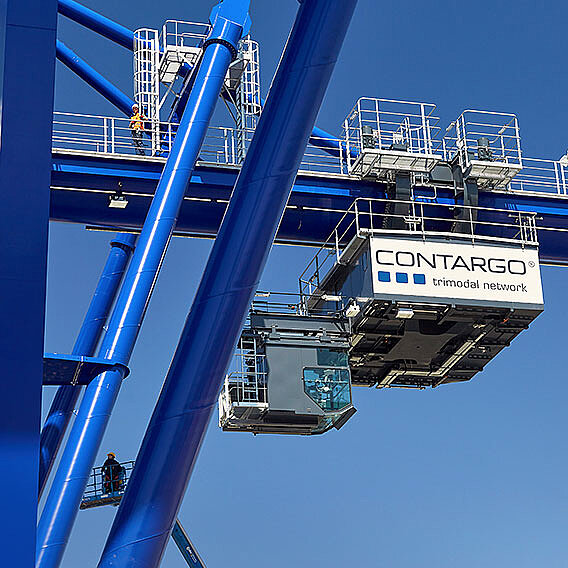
xmin=51 ymin=111 xmax=568 ymax=196
xmin=298 ymin=197 xmax=541 ymax=302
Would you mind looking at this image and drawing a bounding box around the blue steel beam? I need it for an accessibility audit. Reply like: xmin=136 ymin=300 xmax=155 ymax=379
xmin=56 ymin=40 xmax=134 ymax=116
xmin=0 ymin=1 xmax=56 ymax=566
xmin=36 ymin=5 xmax=250 ymax=567
xmin=39 ymin=233 xmax=136 ymax=497
xmin=48 ymin=154 xmax=568 ymax=263
xmin=97 ymin=2 xmax=357 ymax=566
xmin=57 ymin=0 xmax=134 ymax=50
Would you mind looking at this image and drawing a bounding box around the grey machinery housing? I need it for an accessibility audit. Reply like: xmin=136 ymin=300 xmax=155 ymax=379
xmin=310 ymin=234 xmax=543 ymax=389
xmin=219 ymin=312 xmax=356 ymax=435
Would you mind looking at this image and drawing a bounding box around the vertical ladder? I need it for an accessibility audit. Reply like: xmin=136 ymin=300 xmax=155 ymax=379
xmin=235 ymin=37 xmax=261 ymax=162
xmin=134 ymin=28 xmax=161 ymax=155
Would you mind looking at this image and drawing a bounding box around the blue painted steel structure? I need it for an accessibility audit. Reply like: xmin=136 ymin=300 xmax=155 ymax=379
xmin=36 ymin=4 xmax=250 ymax=567
xmin=48 ymin=155 xmax=568 ymax=263
xmin=171 ymin=521 xmax=207 ymax=568
xmin=0 ymin=1 xmax=56 ymax=566
xmin=97 ymin=2 xmax=357 ymax=566
xmin=0 ymin=0 xmax=564 ymax=565
xmin=39 ymin=233 xmax=136 ymax=497
xmin=56 ymin=41 xmax=135 ymax=116
xmin=57 ymin=0 xmax=134 ymax=50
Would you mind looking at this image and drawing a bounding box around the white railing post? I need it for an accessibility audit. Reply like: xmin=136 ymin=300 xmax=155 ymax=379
xmin=111 ymin=118 xmax=115 ymax=154
xmin=103 ymin=118 xmax=108 ymax=153
xmin=344 ymin=118 xmax=352 ymax=173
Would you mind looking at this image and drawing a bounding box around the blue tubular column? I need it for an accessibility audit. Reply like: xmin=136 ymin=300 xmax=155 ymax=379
xmin=56 ymin=40 xmax=134 ymax=116
xmin=36 ymin=4 xmax=249 ymax=567
xmin=39 ymin=233 xmax=137 ymax=497
xmin=98 ymin=2 xmax=357 ymax=566
xmin=57 ymin=0 xmax=134 ymax=50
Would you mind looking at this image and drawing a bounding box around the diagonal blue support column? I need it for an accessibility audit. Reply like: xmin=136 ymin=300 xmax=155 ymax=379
xmin=0 ymin=1 xmax=56 ymax=566
xmin=97 ymin=2 xmax=357 ymax=566
xmin=39 ymin=233 xmax=137 ymax=497
xmin=56 ymin=40 xmax=134 ymax=116
xmin=57 ymin=0 xmax=134 ymax=50
xmin=36 ymin=4 xmax=250 ymax=568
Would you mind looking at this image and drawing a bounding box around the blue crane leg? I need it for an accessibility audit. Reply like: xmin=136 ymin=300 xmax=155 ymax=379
xmin=0 ymin=1 xmax=56 ymax=566
xmin=35 ymin=7 xmax=249 ymax=568
xmin=57 ymin=0 xmax=134 ymax=50
xmin=39 ymin=234 xmax=137 ymax=497
xmin=56 ymin=40 xmax=135 ymax=116
xmin=97 ymin=2 xmax=358 ymax=566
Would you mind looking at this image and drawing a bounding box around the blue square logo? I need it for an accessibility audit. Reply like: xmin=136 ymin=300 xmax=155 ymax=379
xmin=413 ymin=273 xmax=426 ymax=285
xmin=378 ymin=271 xmax=391 ymax=282
xmin=396 ymin=272 xmax=408 ymax=283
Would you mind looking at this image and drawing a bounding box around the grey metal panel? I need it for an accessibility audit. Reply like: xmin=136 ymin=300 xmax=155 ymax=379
xmin=336 ymin=244 xmax=373 ymax=300
xmin=266 ymin=344 xmax=325 ymax=416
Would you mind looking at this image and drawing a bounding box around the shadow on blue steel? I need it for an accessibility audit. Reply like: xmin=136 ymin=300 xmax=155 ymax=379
xmin=35 ymin=4 xmax=249 ymax=568
xmin=97 ymin=1 xmax=358 ymax=566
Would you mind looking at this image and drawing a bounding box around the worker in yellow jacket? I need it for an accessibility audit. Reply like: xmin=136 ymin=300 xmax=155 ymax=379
xmin=129 ymin=104 xmax=146 ymax=156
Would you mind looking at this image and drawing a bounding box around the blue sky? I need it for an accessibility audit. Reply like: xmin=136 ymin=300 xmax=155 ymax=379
xmin=44 ymin=1 xmax=568 ymax=566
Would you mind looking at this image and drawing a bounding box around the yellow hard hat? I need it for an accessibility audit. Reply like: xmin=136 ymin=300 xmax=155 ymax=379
xmin=107 ymin=452 xmax=115 ymax=458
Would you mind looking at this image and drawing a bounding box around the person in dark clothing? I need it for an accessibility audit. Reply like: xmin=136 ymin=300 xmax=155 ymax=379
xmin=102 ymin=452 xmax=124 ymax=494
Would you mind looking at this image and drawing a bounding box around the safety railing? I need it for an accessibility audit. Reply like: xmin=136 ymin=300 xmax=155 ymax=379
xmin=510 ymin=156 xmax=568 ymax=195
xmin=80 ymin=460 xmax=135 ymax=509
xmin=160 ymin=20 xmax=210 ymax=51
xmin=442 ymin=110 xmax=522 ymax=188
xmin=52 ymin=111 xmax=568 ymax=195
xmin=52 ymin=112 xmax=175 ymax=156
xmin=251 ymin=290 xmax=347 ymax=317
xmin=298 ymin=197 xmax=540 ymax=302
xmin=343 ymin=97 xmax=441 ymax=176
xmin=51 ymin=112 xmax=347 ymax=173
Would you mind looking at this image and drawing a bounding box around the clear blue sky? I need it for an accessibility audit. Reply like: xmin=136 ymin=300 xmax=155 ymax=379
xmin=44 ymin=1 xmax=568 ymax=566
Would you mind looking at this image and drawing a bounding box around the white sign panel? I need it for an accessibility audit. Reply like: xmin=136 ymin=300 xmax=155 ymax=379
xmin=370 ymin=236 xmax=544 ymax=306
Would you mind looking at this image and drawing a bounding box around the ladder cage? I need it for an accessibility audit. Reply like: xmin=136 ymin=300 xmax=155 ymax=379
xmin=134 ymin=28 xmax=161 ymax=154
xmin=235 ymin=37 xmax=261 ymax=162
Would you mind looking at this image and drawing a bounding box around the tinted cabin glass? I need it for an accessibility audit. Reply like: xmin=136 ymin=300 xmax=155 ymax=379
xmin=316 ymin=348 xmax=349 ymax=367
xmin=303 ymin=368 xmax=351 ymax=412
